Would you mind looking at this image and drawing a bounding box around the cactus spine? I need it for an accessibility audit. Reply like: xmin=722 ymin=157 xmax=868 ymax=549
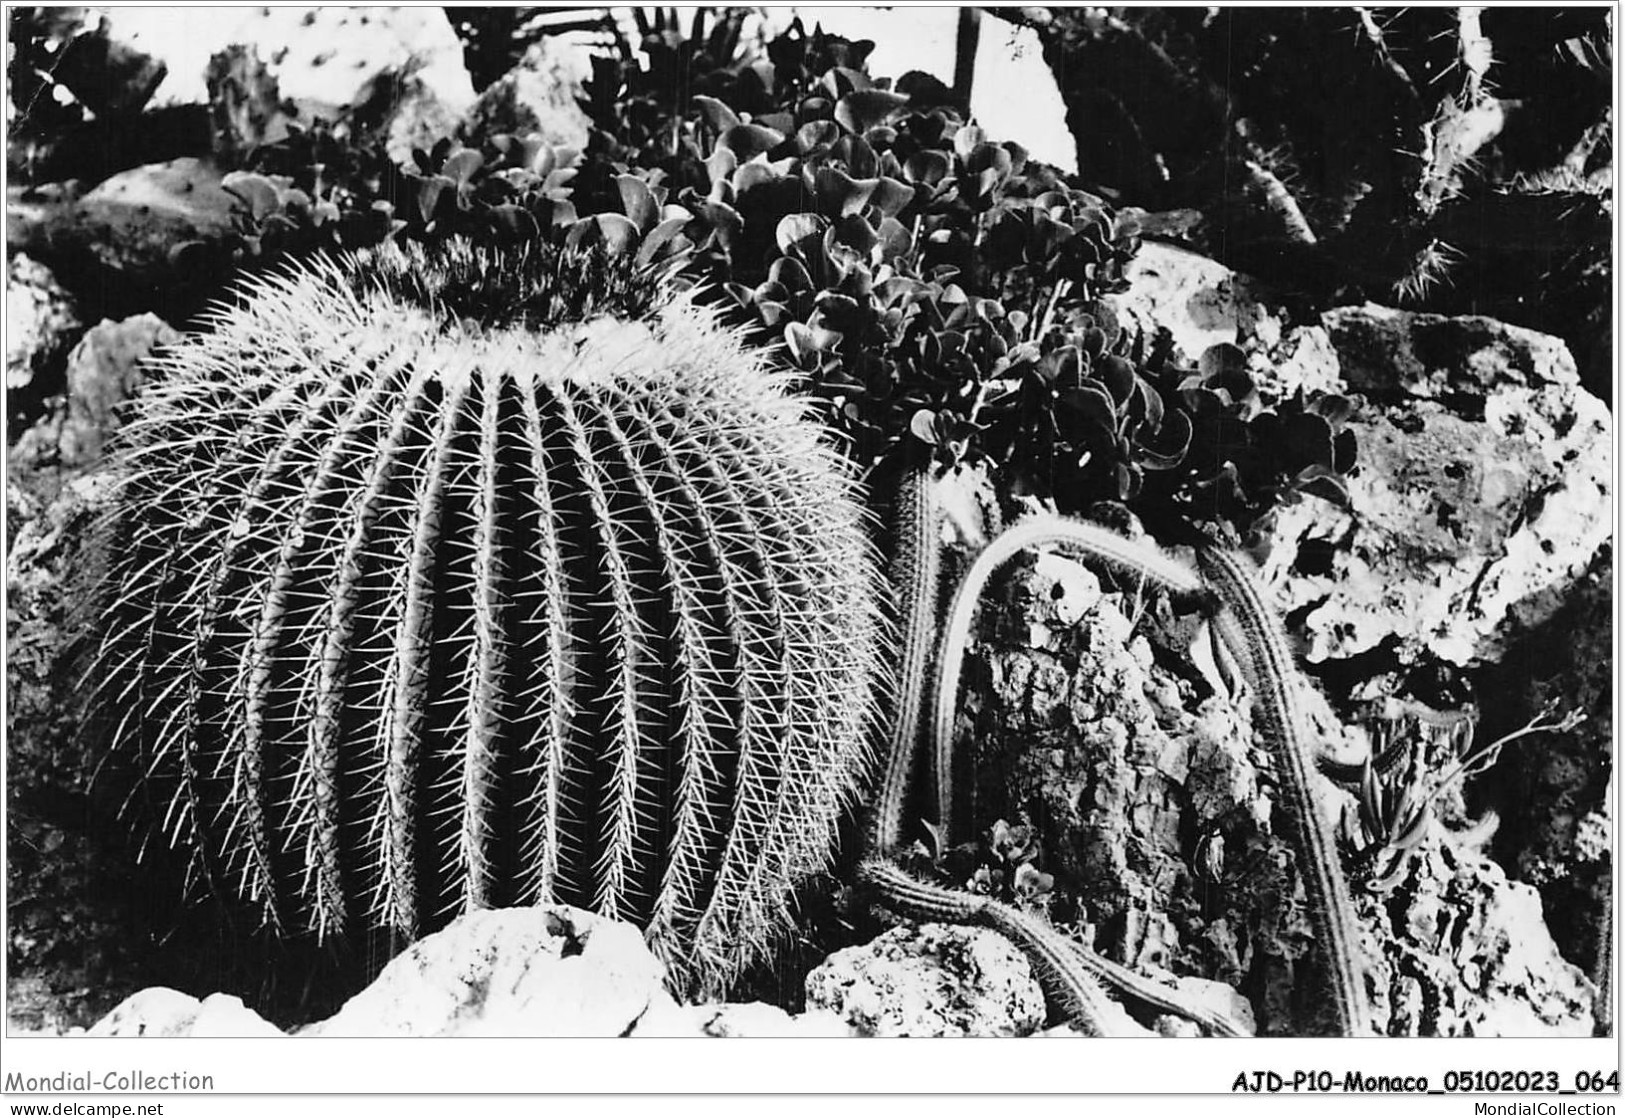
xmin=88 ymin=243 xmax=887 ymax=997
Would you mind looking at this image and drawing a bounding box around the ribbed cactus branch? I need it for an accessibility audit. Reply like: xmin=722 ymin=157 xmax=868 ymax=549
xmin=1196 ymin=545 xmax=1374 ymax=1037
xmin=868 ymin=467 xmax=943 ymax=855
xmin=88 ymin=243 xmax=887 ymax=997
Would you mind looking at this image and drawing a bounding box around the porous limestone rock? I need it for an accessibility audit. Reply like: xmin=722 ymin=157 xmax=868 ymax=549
xmin=89 ymin=989 xmax=284 ymax=1038
xmin=304 ymin=906 xmax=667 ymax=1037
xmin=805 ymin=923 xmax=1048 ymax=1037
xmin=7 ymin=157 xmax=236 ymax=281
xmin=462 ymin=38 xmax=593 ymax=152
xmin=96 ymin=7 xmax=474 ymax=124
xmin=1378 ymin=844 xmax=1597 ymax=1037
xmin=6 ymin=254 xmax=80 ymax=393
xmin=11 ymin=314 xmax=179 ymax=480
xmin=1106 ymin=241 xmax=1343 ymax=399
xmin=955 ymin=547 xmax=1373 ymax=1035
xmin=1264 ymin=305 xmax=1611 ymax=667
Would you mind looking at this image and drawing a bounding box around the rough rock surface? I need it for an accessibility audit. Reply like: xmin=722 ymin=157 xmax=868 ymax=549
xmin=303 ymin=906 xmax=667 ymax=1037
xmin=5 ymin=473 xmax=136 ymax=1035
xmin=1377 ymin=843 xmax=1597 ymax=1037
xmin=89 ymin=989 xmax=285 ymax=1038
xmin=7 ymin=158 xmax=236 ymax=281
xmin=6 ymin=254 xmax=80 ymax=394
xmin=462 ymin=39 xmax=593 ymax=152
xmin=952 ymin=492 xmax=1602 ymax=1035
xmin=1107 ymin=241 xmax=1342 ymax=398
xmin=98 ymin=7 xmax=474 ymax=126
xmin=11 ymin=314 xmax=179 ymax=482
xmin=804 ymin=923 xmax=1047 ymax=1037
xmin=1265 ymin=304 xmax=1611 ymax=667
xmin=1478 ymin=545 xmax=1613 ymax=1030
xmin=956 ymin=548 xmax=1377 ymax=1035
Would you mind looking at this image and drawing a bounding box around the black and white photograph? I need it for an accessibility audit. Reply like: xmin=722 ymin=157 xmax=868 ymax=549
xmin=1 ymin=0 xmax=1618 ymax=1102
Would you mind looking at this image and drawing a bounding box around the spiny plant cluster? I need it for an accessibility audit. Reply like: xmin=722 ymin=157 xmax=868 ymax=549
xmin=88 ymin=241 xmax=887 ymax=998
xmin=190 ymin=16 xmax=1356 ymax=541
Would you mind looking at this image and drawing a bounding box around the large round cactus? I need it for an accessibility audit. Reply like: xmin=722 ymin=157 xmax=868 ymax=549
xmin=87 ymin=240 xmax=888 ymax=996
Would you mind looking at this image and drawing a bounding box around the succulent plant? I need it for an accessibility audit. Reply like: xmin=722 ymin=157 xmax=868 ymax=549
xmin=86 ymin=238 xmax=888 ymax=997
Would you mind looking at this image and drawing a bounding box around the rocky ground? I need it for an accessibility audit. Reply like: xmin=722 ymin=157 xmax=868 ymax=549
xmin=6 ymin=7 xmax=1613 ymax=1038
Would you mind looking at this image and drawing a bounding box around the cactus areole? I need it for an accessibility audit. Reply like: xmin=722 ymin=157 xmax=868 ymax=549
xmin=89 ymin=240 xmax=889 ymax=998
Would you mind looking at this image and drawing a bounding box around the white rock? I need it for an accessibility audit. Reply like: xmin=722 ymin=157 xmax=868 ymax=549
xmin=1263 ymin=306 xmax=1613 ymax=666
xmin=87 ymin=987 xmax=203 ymax=1037
xmin=87 ymin=988 xmax=282 ymax=1037
xmin=463 ymin=38 xmax=594 ymax=152
xmin=7 ymin=255 xmax=80 ymax=392
xmin=806 ymin=923 xmax=1047 ymax=1037
xmin=305 ymin=906 xmax=667 ymax=1037
xmin=7 ymin=158 xmax=236 ymax=281
xmin=97 ymin=7 xmax=474 ymax=122
xmin=187 ymin=994 xmax=286 ymax=1038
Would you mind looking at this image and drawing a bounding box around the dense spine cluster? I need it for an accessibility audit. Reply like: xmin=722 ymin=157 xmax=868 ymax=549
xmin=88 ymin=248 xmax=887 ymax=996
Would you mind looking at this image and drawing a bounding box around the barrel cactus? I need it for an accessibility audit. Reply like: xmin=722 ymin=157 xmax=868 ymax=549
xmin=86 ymin=239 xmax=889 ymax=997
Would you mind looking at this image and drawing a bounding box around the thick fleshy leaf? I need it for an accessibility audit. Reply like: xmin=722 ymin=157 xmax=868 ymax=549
xmin=903 ymin=150 xmax=950 ymax=186
xmin=1334 ymin=428 xmax=1358 ymax=473
xmin=954 ymin=124 xmax=986 ymax=162
xmin=831 ymin=214 xmax=878 ymax=256
xmin=413 ymin=174 xmax=450 ymax=224
xmin=696 ymin=200 xmax=741 ymax=253
xmin=720 ymin=123 xmax=786 ymax=161
xmin=799 ymin=94 xmax=834 ymax=121
xmin=868 ymin=177 xmax=916 ymax=218
xmin=443 ymin=148 xmax=483 ymax=186
xmin=1309 ymin=392 xmax=1357 ymax=428
xmin=616 ymin=174 xmax=660 ymax=231
xmin=829 ymin=134 xmax=879 ymax=178
xmin=488 ymin=204 xmax=538 ymax=240
xmin=910 ymin=409 xmax=941 ymax=445
xmin=822 ymin=66 xmax=872 ymax=99
xmin=875 ymin=216 xmax=913 ymax=261
xmin=814 ymin=166 xmax=877 ymax=216
xmin=776 ymin=213 xmax=828 ymax=256
xmin=636 ymin=215 xmax=691 ymax=265
xmin=705 ymin=144 xmax=738 ymax=188
xmin=795 ymin=119 xmax=841 ymax=153
xmin=692 ymin=94 xmax=741 ymax=133
xmin=221 ymin=172 xmax=281 ymax=222
xmin=1295 ymin=465 xmax=1352 ymax=508
xmin=1061 ymin=383 xmax=1117 ymax=430
xmin=1281 ymin=410 xmax=1337 ymax=469
xmin=564 ymin=212 xmax=640 ymax=256
xmin=1097 ymin=355 xmax=1137 ymax=405
xmin=1134 ymin=377 xmax=1165 ymax=430
xmin=767 ymin=256 xmax=813 ymax=292
xmin=1198 ymin=343 xmax=1253 ymax=401
xmin=1136 ymin=408 xmax=1192 ymax=469
xmin=732 ymin=158 xmax=785 ymax=197
xmin=835 ymin=89 xmax=908 ymax=133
